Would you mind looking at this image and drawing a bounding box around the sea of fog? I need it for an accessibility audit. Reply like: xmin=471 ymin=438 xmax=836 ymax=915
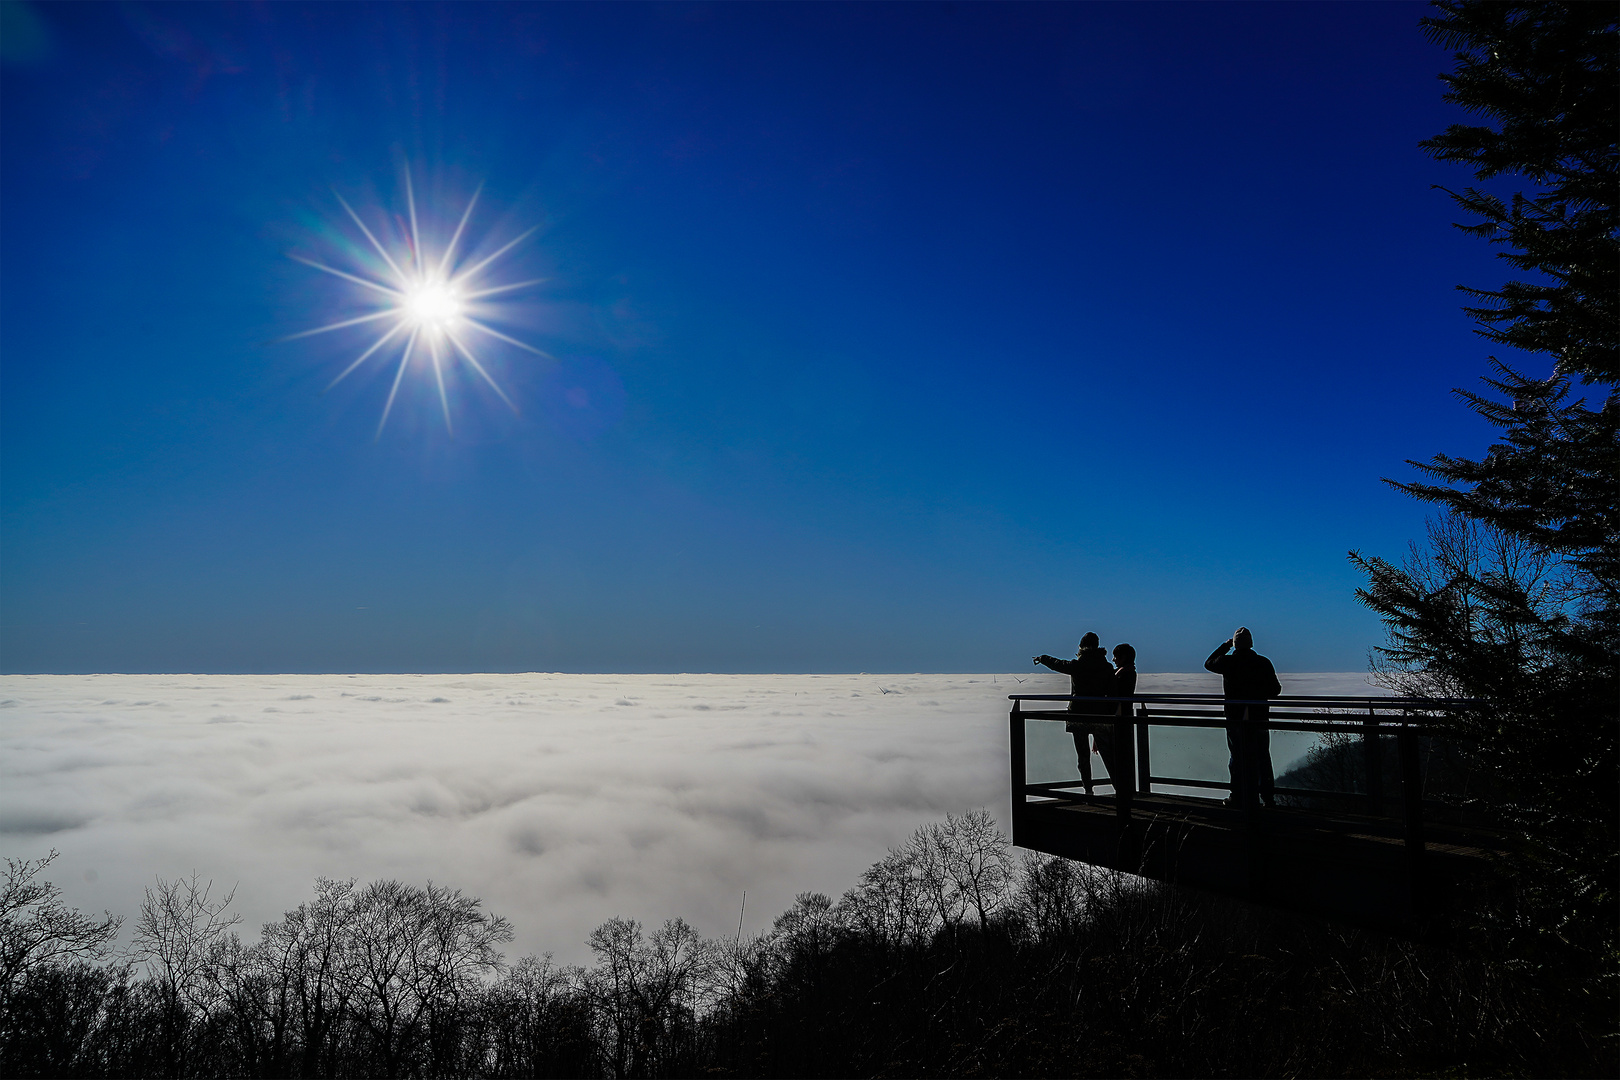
xmin=1 ymin=672 xmax=1381 ymax=964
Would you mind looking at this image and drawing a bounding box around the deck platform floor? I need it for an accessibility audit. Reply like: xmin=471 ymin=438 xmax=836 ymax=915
xmin=1015 ymin=790 xmax=1507 ymax=931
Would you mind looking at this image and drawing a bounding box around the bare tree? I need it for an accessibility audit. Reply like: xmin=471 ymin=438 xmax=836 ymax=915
xmin=837 ymin=842 xmax=933 ymax=945
xmin=766 ymin=892 xmax=842 ymax=971
xmin=1372 ymin=512 xmax=1578 ymax=699
xmin=344 ymin=878 xmax=511 ymax=1077
xmin=582 ymin=916 xmax=714 ymax=1079
xmin=257 ymin=876 xmax=360 ymax=1076
xmin=0 ymin=850 xmax=121 ymax=1004
xmin=130 ymin=873 xmax=243 ymax=1077
xmin=1011 ymin=851 xmax=1093 ymax=944
xmin=909 ymin=822 xmax=969 ymax=932
xmin=132 ymin=873 xmax=241 ymax=1014
xmin=836 ymin=809 xmax=1013 ymax=944
xmin=936 ymin=808 xmax=1015 ymax=929
xmin=481 ymin=953 xmax=594 ymax=1077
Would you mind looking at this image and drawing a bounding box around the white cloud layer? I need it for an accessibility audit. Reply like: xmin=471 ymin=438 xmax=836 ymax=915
xmin=0 ymin=671 xmax=1380 ymax=964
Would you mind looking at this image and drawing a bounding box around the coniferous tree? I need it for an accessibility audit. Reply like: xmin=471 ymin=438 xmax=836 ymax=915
xmin=1420 ymin=1 xmax=1618 ymax=383
xmin=1350 ymin=0 xmax=1618 ymax=960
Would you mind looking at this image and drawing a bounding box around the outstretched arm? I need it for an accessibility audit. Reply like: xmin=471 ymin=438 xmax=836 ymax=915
xmin=1033 ymin=655 xmax=1076 ymax=674
xmin=1203 ymin=640 xmax=1231 ymax=674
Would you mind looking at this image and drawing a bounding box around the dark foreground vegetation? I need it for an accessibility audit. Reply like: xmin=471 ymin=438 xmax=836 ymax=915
xmin=3 ymin=808 xmax=1614 ymax=1079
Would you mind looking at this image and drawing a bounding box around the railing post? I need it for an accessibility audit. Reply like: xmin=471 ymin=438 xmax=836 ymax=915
xmin=1114 ymin=704 xmax=1134 ymax=821
xmin=1397 ymin=726 xmax=1426 ymax=915
xmin=1397 ymin=727 xmax=1424 ymax=847
xmin=1009 ymin=700 xmax=1026 ymax=843
xmin=1135 ymin=703 xmax=1151 ymax=795
xmin=1363 ymin=706 xmax=1383 ymax=815
xmin=1112 ymin=701 xmax=1137 ymax=872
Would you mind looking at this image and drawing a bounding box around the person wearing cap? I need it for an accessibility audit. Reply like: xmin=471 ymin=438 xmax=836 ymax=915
xmin=1033 ymin=632 xmax=1117 ymax=798
xmin=1204 ymin=627 xmax=1282 ymax=808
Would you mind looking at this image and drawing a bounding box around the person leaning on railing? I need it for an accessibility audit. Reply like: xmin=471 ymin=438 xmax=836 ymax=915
xmin=1090 ymin=643 xmax=1136 ymax=789
xmin=1204 ymin=626 xmax=1282 ymax=808
xmin=1033 ymin=631 xmax=1116 ymax=798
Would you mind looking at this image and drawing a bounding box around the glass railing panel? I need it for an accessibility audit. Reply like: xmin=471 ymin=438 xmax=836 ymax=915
xmin=1140 ymin=723 xmax=1228 ymax=798
xmin=1273 ymin=729 xmax=1380 ymax=809
xmin=1022 ymin=715 xmax=1126 ymax=794
xmin=1023 ymin=715 xmax=1084 ymax=790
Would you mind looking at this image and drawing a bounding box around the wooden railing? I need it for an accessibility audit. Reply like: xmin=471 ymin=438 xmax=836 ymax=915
xmin=1009 ymin=693 xmax=1478 ymax=858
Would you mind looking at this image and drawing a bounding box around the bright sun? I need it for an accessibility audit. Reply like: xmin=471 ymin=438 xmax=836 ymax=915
xmin=285 ymin=172 xmax=547 ymax=437
xmin=405 ymin=281 xmax=464 ymax=329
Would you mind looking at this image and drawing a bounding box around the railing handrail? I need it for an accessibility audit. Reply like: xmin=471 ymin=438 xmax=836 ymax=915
xmin=1008 ymin=694 xmax=1477 ymax=734
xmin=1008 ymin=693 xmax=1476 ymax=708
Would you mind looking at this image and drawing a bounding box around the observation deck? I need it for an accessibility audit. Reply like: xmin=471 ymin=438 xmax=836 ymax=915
xmin=1008 ymin=694 xmax=1507 ymax=932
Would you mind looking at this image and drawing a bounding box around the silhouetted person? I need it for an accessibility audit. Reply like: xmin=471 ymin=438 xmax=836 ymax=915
xmin=1204 ymin=626 xmax=1282 ymax=808
xmin=1034 ymin=632 xmax=1115 ymax=797
xmin=1091 ymin=642 xmax=1137 ymax=787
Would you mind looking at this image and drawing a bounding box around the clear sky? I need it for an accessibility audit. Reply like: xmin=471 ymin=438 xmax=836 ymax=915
xmin=1 ymin=1 xmax=1513 ymax=675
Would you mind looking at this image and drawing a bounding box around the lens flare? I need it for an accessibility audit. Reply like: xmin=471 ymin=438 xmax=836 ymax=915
xmin=284 ymin=171 xmax=547 ymax=437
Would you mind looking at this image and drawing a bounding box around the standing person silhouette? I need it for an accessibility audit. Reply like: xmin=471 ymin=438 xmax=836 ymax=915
xmin=1204 ymin=627 xmax=1282 ymax=808
xmin=1091 ymin=642 xmax=1137 ymax=788
xmin=1034 ymin=632 xmax=1116 ymax=798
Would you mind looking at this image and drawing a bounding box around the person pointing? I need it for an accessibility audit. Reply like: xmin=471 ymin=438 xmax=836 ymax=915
xmin=1034 ymin=632 xmax=1116 ymax=798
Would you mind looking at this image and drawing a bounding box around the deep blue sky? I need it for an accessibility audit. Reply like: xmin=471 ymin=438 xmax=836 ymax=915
xmin=2 ymin=1 xmax=1520 ymax=674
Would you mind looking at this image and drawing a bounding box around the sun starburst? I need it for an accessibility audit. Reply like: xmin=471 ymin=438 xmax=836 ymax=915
xmin=285 ymin=172 xmax=547 ymax=437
